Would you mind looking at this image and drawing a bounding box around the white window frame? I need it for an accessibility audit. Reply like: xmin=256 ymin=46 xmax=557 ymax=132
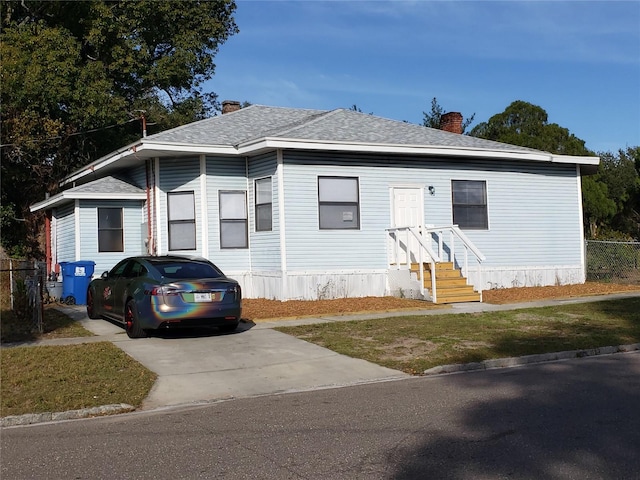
xmin=97 ymin=207 xmax=124 ymax=252
xmin=451 ymin=180 xmax=488 ymax=230
xmin=219 ymin=190 xmax=248 ymax=249
xmin=255 ymin=177 xmax=272 ymax=232
xmin=318 ymin=176 xmax=360 ymax=230
xmin=168 ymin=191 xmax=196 ymax=250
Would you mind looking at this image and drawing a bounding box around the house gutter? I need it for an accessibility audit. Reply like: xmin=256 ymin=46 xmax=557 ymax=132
xmin=237 ymin=137 xmax=600 ymax=166
xmin=57 ymin=136 xmax=600 ymax=188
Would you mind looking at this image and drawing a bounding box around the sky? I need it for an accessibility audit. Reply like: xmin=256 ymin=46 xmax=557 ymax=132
xmin=204 ymin=0 xmax=640 ymax=154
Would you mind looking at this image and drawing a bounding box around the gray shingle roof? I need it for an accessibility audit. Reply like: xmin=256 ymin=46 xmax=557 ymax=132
xmin=72 ymin=176 xmax=144 ymax=195
xmin=145 ymin=105 xmax=543 ymax=154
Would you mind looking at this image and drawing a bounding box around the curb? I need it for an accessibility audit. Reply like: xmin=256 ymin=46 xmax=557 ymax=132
xmin=423 ymin=343 xmax=640 ymax=376
xmin=1 ymin=403 xmax=135 ymax=428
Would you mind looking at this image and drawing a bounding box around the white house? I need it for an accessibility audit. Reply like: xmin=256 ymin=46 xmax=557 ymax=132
xmin=30 ymin=102 xmax=599 ymax=303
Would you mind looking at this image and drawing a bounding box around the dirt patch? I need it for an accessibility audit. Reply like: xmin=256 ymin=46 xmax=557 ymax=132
xmin=242 ymin=283 xmax=640 ymax=322
xmin=481 ymin=282 xmax=640 ymax=304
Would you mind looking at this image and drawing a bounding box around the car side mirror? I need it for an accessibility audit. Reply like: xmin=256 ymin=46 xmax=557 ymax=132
xmin=101 ymin=271 xmax=109 ymax=280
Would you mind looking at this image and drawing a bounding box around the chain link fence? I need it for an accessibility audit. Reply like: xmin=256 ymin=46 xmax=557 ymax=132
xmin=586 ymin=240 xmax=640 ymax=284
xmin=0 ymin=259 xmax=47 ymax=336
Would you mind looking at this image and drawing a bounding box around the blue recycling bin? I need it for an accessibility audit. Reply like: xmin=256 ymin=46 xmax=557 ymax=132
xmin=59 ymin=261 xmax=95 ymax=305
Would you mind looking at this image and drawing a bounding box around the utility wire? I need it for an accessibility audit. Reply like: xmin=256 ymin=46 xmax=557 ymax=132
xmin=0 ymin=117 xmax=156 ymax=148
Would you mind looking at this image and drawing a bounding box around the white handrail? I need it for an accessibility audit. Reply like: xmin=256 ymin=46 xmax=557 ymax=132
xmin=387 ymin=224 xmax=485 ymax=302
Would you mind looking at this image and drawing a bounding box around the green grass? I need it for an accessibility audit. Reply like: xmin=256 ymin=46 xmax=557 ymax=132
xmin=276 ymin=298 xmax=640 ymax=374
xmin=1 ymin=342 xmax=157 ymax=417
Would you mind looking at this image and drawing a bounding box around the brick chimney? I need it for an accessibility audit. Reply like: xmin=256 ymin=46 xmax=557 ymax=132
xmin=440 ymin=112 xmax=463 ymax=134
xmin=222 ymin=100 xmax=241 ymax=114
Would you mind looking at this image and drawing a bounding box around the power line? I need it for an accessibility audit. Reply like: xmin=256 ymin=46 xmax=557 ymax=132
xmin=0 ymin=117 xmax=155 ymax=148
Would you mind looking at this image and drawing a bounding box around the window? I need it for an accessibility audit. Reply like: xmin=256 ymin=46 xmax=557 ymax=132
xmin=168 ymin=192 xmax=196 ymax=250
xmin=98 ymin=208 xmax=123 ymax=252
xmin=219 ymin=191 xmax=248 ymax=248
xmin=452 ymin=180 xmax=488 ymax=229
xmin=318 ymin=177 xmax=360 ymax=230
xmin=255 ymin=177 xmax=272 ymax=232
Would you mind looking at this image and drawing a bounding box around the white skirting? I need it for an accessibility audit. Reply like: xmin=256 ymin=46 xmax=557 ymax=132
xmin=227 ymin=265 xmax=586 ymax=301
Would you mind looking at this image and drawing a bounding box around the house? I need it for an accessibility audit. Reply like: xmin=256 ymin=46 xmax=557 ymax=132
xmin=30 ymin=101 xmax=599 ymax=303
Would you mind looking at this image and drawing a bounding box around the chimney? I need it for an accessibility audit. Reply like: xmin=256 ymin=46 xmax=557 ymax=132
xmin=222 ymin=100 xmax=241 ymax=114
xmin=440 ymin=112 xmax=463 ymax=134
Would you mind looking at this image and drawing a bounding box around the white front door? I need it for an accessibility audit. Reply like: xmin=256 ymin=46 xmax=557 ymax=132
xmin=391 ymin=187 xmax=424 ymax=263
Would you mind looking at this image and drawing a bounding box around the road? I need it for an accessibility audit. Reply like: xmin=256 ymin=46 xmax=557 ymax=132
xmin=2 ymin=352 xmax=639 ymax=479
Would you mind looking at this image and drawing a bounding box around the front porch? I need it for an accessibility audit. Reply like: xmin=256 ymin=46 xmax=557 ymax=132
xmin=387 ymin=225 xmax=485 ymax=304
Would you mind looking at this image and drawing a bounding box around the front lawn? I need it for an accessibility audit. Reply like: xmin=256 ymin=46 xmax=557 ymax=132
xmin=276 ymin=297 xmax=640 ymax=374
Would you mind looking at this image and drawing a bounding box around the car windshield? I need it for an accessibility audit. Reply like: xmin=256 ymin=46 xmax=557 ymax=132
xmin=153 ymin=261 xmax=223 ymax=279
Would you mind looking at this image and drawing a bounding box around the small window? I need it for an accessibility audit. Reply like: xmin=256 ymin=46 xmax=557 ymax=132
xmin=255 ymin=177 xmax=272 ymax=232
xmin=220 ymin=191 xmax=248 ymax=248
xmin=168 ymin=192 xmax=196 ymax=250
xmin=452 ymin=180 xmax=488 ymax=229
xmin=98 ymin=207 xmax=124 ymax=252
xmin=318 ymin=177 xmax=360 ymax=230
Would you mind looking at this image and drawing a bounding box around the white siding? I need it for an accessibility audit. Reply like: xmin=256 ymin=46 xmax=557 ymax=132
xmin=204 ymin=156 xmax=251 ymax=272
xmin=54 ymin=203 xmax=75 ymax=264
xmin=157 ymin=157 xmax=202 ymax=255
xmin=78 ymin=200 xmax=144 ymax=276
xmin=248 ymin=153 xmax=280 ymax=270
xmin=279 ymin=152 xmax=584 ymax=296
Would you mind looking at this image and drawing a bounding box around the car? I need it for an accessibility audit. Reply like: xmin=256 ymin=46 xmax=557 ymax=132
xmin=86 ymin=255 xmax=242 ymax=338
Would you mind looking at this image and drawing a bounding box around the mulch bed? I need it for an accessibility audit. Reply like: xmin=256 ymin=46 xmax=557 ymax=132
xmin=242 ymin=282 xmax=640 ymax=321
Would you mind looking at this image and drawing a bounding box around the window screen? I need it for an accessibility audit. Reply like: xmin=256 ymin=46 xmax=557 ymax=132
xmin=255 ymin=177 xmax=272 ymax=232
xmin=318 ymin=177 xmax=360 ymax=230
xmin=98 ymin=207 xmax=124 ymax=252
xmin=168 ymin=191 xmax=196 ymax=250
xmin=220 ymin=191 xmax=248 ymax=248
xmin=452 ymin=180 xmax=488 ymax=229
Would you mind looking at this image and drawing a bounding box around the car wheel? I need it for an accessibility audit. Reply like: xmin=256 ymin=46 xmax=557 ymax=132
xmin=125 ymin=300 xmax=148 ymax=339
xmin=219 ymin=322 xmax=239 ymax=333
xmin=86 ymin=288 xmax=100 ymax=319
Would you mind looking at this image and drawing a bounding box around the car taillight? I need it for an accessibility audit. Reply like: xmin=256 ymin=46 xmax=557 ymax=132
xmin=226 ymin=285 xmax=241 ymax=300
xmin=149 ymin=286 xmax=181 ymax=296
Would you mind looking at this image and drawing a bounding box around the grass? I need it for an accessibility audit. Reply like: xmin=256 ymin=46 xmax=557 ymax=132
xmin=1 ymin=342 xmax=157 ymax=417
xmin=276 ymin=297 xmax=640 ymax=374
xmin=1 ymin=305 xmax=156 ymax=417
xmin=1 ymin=297 xmax=638 ymax=418
xmin=1 ymin=305 xmax=93 ymax=344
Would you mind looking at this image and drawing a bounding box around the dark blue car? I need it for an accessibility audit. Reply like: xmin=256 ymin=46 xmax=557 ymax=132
xmin=86 ymin=255 xmax=242 ymax=338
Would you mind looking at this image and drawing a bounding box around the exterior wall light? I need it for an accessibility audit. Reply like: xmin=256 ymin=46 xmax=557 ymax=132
xmin=428 ymin=185 xmax=436 ymax=196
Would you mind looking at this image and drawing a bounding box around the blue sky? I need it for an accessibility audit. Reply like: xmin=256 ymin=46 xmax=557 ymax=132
xmin=205 ymin=0 xmax=640 ymax=154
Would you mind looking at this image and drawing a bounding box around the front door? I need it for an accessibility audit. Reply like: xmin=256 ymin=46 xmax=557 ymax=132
xmin=391 ymin=187 xmax=424 ymax=263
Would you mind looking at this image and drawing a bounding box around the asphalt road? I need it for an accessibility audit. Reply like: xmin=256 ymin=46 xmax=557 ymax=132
xmin=2 ymin=352 xmax=639 ymax=480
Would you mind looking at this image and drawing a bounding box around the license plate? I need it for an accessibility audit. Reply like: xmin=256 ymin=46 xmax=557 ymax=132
xmin=194 ymin=293 xmax=212 ymax=302
xmin=193 ymin=292 xmax=222 ymax=302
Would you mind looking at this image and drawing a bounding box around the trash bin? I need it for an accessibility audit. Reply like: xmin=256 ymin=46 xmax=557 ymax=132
xmin=59 ymin=261 xmax=96 ymax=305
xmin=46 ymin=281 xmax=63 ymax=301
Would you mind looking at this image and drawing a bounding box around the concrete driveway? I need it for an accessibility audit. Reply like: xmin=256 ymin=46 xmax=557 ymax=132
xmin=70 ymin=310 xmax=408 ymax=410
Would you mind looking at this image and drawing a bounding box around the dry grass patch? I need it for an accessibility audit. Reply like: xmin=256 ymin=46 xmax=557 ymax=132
xmin=1 ymin=342 xmax=156 ymax=417
xmin=277 ymin=297 xmax=640 ymax=375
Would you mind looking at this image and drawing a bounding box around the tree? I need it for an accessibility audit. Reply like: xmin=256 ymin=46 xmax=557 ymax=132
xmin=469 ymin=100 xmax=589 ymax=155
xmin=423 ymin=97 xmax=475 ymax=134
xmin=581 ymin=176 xmax=617 ymax=238
xmin=0 ymin=0 xmax=238 ymax=257
xmin=594 ymin=147 xmax=640 ymax=239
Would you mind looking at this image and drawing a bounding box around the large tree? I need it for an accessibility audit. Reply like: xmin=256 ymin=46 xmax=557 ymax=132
xmin=0 ymin=0 xmax=238 ymax=257
xmin=469 ymin=100 xmax=589 ymax=156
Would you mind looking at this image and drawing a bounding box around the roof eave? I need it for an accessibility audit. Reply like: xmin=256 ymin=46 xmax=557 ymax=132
xmin=60 ymin=141 xmax=237 ymax=186
xmin=30 ymin=191 xmax=147 ymax=212
xmin=239 ymin=137 xmax=600 ymax=165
